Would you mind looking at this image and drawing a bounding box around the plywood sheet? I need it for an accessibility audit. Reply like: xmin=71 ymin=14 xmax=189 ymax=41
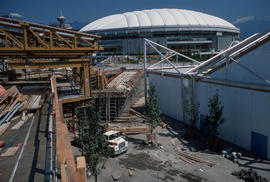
xmin=0 ymin=145 xmax=20 ymax=157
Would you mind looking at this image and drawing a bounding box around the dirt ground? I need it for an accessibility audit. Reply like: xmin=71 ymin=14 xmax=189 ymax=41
xmin=83 ymin=116 xmax=270 ymax=182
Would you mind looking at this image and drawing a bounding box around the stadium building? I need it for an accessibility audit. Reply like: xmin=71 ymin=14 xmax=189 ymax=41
xmin=80 ymin=9 xmax=240 ymax=57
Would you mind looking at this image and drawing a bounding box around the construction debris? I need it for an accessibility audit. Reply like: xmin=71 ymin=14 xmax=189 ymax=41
xmin=111 ymin=171 xmax=121 ymax=181
xmin=107 ymin=70 xmax=142 ymax=92
xmin=131 ymin=95 xmax=145 ymax=108
xmin=11 ymin=120 xmax=25 ymax=130
xmin=221 ymin=148 xmax=242 ymax=163
xmin=0 ymin=141 xmax=5 ymax=148
xmin=129 ymin=108 xmax=145 ymax=118
xmin=25 ymin=95 xmax=41 ymax=110
xmin=0 ymin=85 xmax=40 ymax=136
xmin=179 ymin=155 xmax=196 ymax=164
xmin=11 ymin=112 xmax=34 ymax=130
xmin=107 ymin=122 xmax=150 ymax=135
xmin=10 ymin=115 xmax=21 ymax=122
xmin=0 ymin=85 xmax=7 ymax=103
xmin=0 ymin=144 xmax=21 ymax=157
xmin=0 ymin=122 xmax=11 ymax=136
xmin=128 ymin=169 xmax=134 ymax=177
xmin=232 ymin=168 xmax=269 ymax=182
xmin=178 ymin=152 xmax=215 ymax=167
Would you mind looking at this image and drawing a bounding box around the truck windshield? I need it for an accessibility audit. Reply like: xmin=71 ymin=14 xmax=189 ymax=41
xmin=108 ymin=133 xmax=120 ymax=140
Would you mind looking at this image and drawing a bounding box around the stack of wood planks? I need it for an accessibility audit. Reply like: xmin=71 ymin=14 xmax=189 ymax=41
xmin=106 ymin=70 xmax=143 ymax=92
xmin=178 ymin=151 xmax=215 ymax=167
xmin=0 ymin=85 xmax=41 ymax=137
xmin=107 ymin=122 xmax=150 ymax=135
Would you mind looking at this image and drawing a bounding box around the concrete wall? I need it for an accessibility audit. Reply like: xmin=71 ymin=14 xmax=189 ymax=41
xmin=148 ymin=73 xmax=183 ymax=121
xmin=197 ymin=82 xmax=270 ymax=159
xmin=203 ymin=40 xmax=270 ymax=158
xmin=148 ymin=40 xmax=270 ymax=158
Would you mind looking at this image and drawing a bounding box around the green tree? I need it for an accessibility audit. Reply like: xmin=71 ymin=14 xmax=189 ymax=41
xmin=144 ymin=84 xmax=161 ymax=143
xmin=186 ymin=94 xmax=200 ymax=135
xmin=206 ymin=93 xmax=225 ymax=137
xmin=75 ymin=104 xmax=112 ymax=182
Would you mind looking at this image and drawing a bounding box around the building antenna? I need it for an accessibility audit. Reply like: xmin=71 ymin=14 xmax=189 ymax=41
xmin=57 ymin=9 xmax=66 ymax=28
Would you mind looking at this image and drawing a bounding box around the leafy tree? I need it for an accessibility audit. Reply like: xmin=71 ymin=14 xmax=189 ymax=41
xmin=187 ymin=93 xmax=200 ymax=129
xmin=144 ymin=84 xmax=161 ymax=143
xmin=206 ymin=93 xmax=225 ymax=137
xmin=75 ymin=104 xmax=112 ymax=182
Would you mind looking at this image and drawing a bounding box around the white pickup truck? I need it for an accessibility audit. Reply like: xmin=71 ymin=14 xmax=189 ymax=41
xmin=104 ymin=130 xmax=128 ymax=155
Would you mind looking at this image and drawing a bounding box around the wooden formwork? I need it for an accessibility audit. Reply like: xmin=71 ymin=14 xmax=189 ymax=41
xmin=51 ymin=75 xmax=86 ymax=182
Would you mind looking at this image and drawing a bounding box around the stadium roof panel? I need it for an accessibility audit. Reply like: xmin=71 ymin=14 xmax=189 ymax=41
xmin=80 ymin=9 xmax=239 ymax=33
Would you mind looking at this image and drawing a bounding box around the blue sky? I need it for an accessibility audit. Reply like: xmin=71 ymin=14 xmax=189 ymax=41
xmin=0 ymin=0 xmax=269 ymax=25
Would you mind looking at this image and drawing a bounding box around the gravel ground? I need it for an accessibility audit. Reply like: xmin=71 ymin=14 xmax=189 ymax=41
xmin=83 ymin=121 xmax=270 ymax=182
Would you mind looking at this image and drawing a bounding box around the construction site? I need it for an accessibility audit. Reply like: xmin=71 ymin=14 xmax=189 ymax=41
xmin=0 ymin=11 xmax=270 ymax=182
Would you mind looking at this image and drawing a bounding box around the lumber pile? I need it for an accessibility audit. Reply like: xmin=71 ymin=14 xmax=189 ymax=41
xmin=0 ymin=85 xmax=41 ymax=136
xmin=107 ymin=122 xmax=150 ymax=134
xmin=0 ymin=86 xmax=27 ymax=124
xmin=0 ymin=85 xmax=8 ymax=103
xmin=131 ymin=96 xmax=145 ymax=108
xmin=106 ymin=70 xmax=143 ymax=92
xmin=0 ymin=144 xmax=21 ymax=157
xmin=178 ymin=152 xmax=215 ymax=167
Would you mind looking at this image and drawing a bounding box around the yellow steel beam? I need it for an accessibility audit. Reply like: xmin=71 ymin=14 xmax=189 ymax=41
xmin=0 ymin=16 xmax=100 ymax=39
xmin=54 ymin=32 xmax=73 ymax=48
xmin=8 ymin=59 xmax=91 ymax=69
xmin=0 ymin=28 xmax=23 ymax=48
xmin=28 ymin=27 xmax=49 ymax=48
xmin=0 ymin=17 xmax=103 ymax=59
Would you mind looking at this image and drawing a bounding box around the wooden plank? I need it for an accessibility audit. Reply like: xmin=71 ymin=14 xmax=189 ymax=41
xmin=11 ymin=113 xmax=33 ymax=130
xmin=6 ymin=85 xmax=19 ymax=98
xmin=179 ymin=155 xmax=195 ymax=164
xmin=76 ymin=156 xmax=86 ymax=182
xmin=52 ymin=75 xmax=79 ymax=182
xmin=11 ymin=120 xmax=24 ymax=130
xmin=10 ymin=115 xmax=21 ymax=122
xmin=0 ymin=145 xmax=20 ymax=157
xmin=0 ymin=122 xmax=11 ymax=136
xmin=178 ymin=152 xmax=215 ymax=167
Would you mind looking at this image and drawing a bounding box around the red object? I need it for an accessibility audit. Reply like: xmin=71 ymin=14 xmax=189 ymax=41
xmin=108 ymin=142 xmax=117 ymax=146
xmin=0 ymin=85 xmax=8 ymax=103
xmin=0 ymin=85 xmax=6 ymax=97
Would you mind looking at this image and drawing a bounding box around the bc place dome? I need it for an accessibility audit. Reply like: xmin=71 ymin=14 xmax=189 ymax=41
xmin=80 ymin=9 xmax=239 ymax=33
xmin=80 ymin=9 xmax=239 ymax=56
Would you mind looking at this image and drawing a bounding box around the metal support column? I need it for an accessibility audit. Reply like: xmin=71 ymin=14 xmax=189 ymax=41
xmin=180 ymin=76 xmax=185 ymax=122
xmin=144 ymin=40 xmax=148 ymax=105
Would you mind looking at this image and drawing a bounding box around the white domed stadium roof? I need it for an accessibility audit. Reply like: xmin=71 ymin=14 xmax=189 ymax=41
xmin=80 ymin=9 xmax=239 ymax=33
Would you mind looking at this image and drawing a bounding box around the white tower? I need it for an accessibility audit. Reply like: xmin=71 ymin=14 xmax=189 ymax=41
xmin=57 ymin=10 xmax=66 ymax=28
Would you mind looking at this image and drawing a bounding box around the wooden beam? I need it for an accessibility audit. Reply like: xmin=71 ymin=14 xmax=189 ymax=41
xmin=76 ymin=157 xmax=86 ymax=182
xmin=52 ymin=75 xmax=79 ymax=182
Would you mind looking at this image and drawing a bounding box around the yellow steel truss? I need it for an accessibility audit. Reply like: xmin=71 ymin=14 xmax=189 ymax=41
xmin=0 ymin=17 xmax=103 ymax=58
